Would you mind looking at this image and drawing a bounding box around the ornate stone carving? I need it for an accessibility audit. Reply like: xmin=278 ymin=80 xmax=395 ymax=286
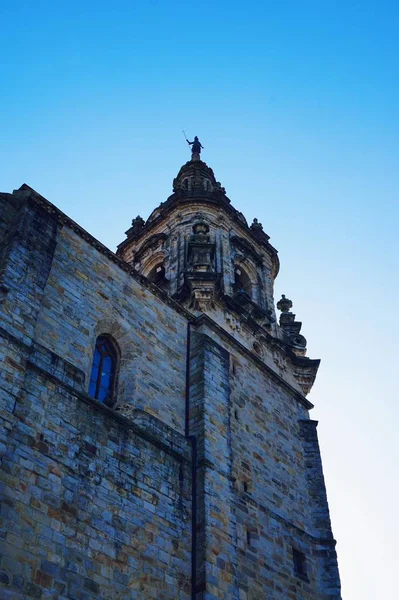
xmin=225 ymin=313 xmax=241 ymax=332
xmin=273 ymin=351 xmax=287 ymax=374
xmin=230 ymin=235 xmax=263 ymax=266
xmin=277 ymin=294 xmax=293 ymax=313
xmin=188 ymin=281 xmax=217 ymax=311
xmin=187 ymin=223 xmax=215 ymax=273
xmin=134 ymin=233 xmax=168 ymax=262
xmin=192 ymin=222 xmax=209 ymax=236
xmin=171 ymin=160 xmax=229 ymax=203
xmin=250 ymin=217 xmax=270 ymax=242
xmin=123 ymin=215 xmax=146 ymax=241
xmin=277 ymin=295 xmax=307 ymax=356
xmin=250 ymin=218 xmax=263 ymax=232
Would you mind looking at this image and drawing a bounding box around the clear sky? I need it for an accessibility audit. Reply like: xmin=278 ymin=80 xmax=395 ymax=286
xmin=1 ymin=1 xmax=398 ymax=597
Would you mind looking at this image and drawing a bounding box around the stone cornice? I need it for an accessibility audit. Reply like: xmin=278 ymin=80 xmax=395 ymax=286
xmin=238 ymin=490 xmax=337 ymax=547
xmin=219 ymin=292 xmax=320 ymax=370
xmin=134 ymin=232 xmax=168 ymax=262
xmin=230 ymin=235 xmax=263 ymax=266
xmin=13 ymin=184 xmax=194 ymax=321
xmin=192 ymin=314 xmax=314 ymax=410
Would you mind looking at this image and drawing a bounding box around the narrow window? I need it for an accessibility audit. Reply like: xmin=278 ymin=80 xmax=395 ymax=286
xmin=89 ymin=335 xmax=118 ymax=405
xmin=292 ymin=548 xmax=307 ymax=578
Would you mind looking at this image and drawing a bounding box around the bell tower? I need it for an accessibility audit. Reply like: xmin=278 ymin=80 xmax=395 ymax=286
xmin=0 ymin=139 xmax=341 ymax=600
xmin=116 ymin=140 xmax=341 ymax=599
xmin=117 ymin=139 xmax=319 ymax=397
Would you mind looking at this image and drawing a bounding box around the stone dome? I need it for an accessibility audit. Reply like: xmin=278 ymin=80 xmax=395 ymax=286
xmin=172 ymin=159 xmax=230 ymax=202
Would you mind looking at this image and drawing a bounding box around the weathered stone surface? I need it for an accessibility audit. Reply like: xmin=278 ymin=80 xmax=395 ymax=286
xmin=0 ymin=160 xmax=341 ymax=599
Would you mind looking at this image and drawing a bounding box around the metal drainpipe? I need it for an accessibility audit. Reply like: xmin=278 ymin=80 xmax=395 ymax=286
xmin=185 ymin=320 xmax=197 ymax=600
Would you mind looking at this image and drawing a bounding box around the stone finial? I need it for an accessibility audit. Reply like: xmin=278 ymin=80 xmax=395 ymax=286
xmin=124 ymin=215 xmax=146 ymax=241
xmin=131 ymin=215 xmax=145 ymax=232
xmin=250 ymin=217 xmax=270 ymax=241
xmin=277 ymin=295 xmax=307 ymax=356
xmin=277 ymin=294 xmax=293 ymax=313
xmin=250 ymin=218 xmax=263 ymax=232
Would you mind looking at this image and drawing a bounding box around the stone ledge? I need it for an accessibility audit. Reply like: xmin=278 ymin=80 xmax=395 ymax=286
xmin=25 ymin=359 xmax=192 ymax=464
xmin=1 ymin=323 xmax=191 ymax=462
xmin=237 ymin=492 xmax=337 ymax=547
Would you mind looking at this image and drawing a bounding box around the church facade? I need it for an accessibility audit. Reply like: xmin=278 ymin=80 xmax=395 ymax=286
xmin=0 ymin=144 xmax=341 ymax=599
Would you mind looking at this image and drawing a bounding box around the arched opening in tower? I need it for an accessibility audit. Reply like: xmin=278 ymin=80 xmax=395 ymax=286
xmin=234 ymin=266 xmax=252 ymax=298
xmin=147 ymin=263 xmax=167 ymax=287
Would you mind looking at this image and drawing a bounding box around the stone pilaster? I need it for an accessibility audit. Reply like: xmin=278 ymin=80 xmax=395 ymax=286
xmin=189 ymin=330 xmax=239 ymax=599
xmin=0 ymin=198 xmax=58 ymax=418
xmin=0 ymin=197 xmax=58 ymax=345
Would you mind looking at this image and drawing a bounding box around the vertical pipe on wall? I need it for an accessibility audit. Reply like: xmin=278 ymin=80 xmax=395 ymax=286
xmin=185 ymin=320 xmax=198 ymax=600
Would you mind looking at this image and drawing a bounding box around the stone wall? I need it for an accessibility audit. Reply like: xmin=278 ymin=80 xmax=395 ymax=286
xmin=0 ymin=192 xmax=23 ymax=255
xmin=0 ymin=337 xmax=192 ymax=600
xmin=0 ymin=189 xmax=341 ymax=599
xmin=33 ymin=225 xmax=188 ymax=434
xmin=189 ymin=330 xmax=239 ymax=599
xmin=0 ymin=194 xmax=192 ymax=599
xmin=229 ymin=349 xmax=338 ymax=600
xmin=188 ymin=321 xmax=340 ymax=600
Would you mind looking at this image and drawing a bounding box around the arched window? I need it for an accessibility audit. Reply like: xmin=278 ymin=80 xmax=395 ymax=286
xmin=88 ymin=335 xmax=118 ymax=405
xmin=147 ymin=262 xmax=166 ymax=286
xmin=234 ymin=265 xmax=252 ymax=297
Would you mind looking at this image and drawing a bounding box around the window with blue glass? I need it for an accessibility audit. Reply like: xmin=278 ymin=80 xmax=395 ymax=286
xmin=88 ymin=336 xmax=118 ymax=405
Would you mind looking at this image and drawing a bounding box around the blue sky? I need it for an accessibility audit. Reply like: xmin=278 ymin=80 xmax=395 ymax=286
xmin=1 ymin=2 xmax=398 ymax=597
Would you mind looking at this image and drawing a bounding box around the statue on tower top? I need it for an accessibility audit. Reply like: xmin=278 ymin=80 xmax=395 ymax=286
xmin=186 ymin=135 xmax=204 ymax=159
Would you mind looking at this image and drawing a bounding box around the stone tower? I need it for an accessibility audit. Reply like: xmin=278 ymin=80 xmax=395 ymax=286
xmin=118 ymin=143 xmax=317 ymax=396
xmin=0 ymin=141 xmax=341 ymax=599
